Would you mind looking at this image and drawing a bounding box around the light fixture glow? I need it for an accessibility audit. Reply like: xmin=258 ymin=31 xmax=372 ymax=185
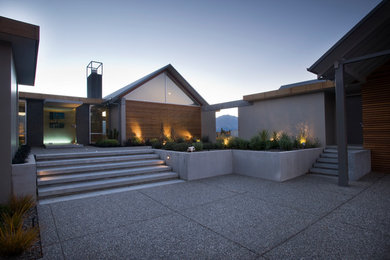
xmin=166 ymin=155 xmax=170 ymax=160
xmin=18 ymin=112 xmax=26 ymax=116
xmin=102 ymin=111 xmax=106 ymax=117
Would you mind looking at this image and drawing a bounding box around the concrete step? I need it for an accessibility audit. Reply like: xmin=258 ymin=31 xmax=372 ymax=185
xmin=37 ymin=159 xmax=165 ymax=176
xmin=313 ymin=162 xmax=338 ymax=170
xmin=38 ymin=171 xmax=179 ymax=199
xmin=36 ymin=153 xmax=159 ymax=168
xmin=323 ymin=149 xmax=338 ymax=154
xmin=310 ymin=167 xmax=338 ymax=176
xmin=326 ymin=145 xmax=363 ymax=150
xmin=38 ymin=179 xmax=185 ymax=205
xmin=317 ymin=157 xmax=338 ymax=164
xmin=37 ymin=165 xmax=171 ymax=186
xmin=321 ymin=153 xmax=338 ymax=159
xmin=35 ymin=148 xmax=153 ymax=161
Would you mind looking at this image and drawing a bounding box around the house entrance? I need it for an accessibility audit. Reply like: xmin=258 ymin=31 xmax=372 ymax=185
xmin=43 ymin=104 xmax=78 ymax=145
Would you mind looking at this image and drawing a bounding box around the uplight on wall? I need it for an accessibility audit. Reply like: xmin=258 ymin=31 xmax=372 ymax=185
xmin=102 ymin=111 xmax=106 ymax=117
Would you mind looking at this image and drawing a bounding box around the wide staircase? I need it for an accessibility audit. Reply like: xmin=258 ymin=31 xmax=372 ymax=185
xmin=309 ymin=145 xmax=363 ymax=177
xmin=36 ymin=147 xmax=183 ymax=204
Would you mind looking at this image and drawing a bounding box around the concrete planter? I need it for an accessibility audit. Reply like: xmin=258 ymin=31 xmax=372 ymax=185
xmin=154 ymin=148 xmax=322 ymax=182
xmin=233 ymin=148 xmax=322 ymax=181
xmin=154 ymin=149 xmax=233 ymax=181
xmin=11 ymin=154 xmax=37 ymax=200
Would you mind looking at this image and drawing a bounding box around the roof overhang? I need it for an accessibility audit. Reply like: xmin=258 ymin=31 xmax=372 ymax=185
xmin=44 ymin=99 xmax=83 ymax=109
xmin=307 ymin=1 xmax=390 ymax=85
xmin=0 ymin=16 xmax=40 ymax=86
xmin=19 ymin=91 xmax=103 ymax=105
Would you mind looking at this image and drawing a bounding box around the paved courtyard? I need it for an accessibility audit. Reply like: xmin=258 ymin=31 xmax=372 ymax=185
xmin=38 ymin=172 xmax=390 ymax=259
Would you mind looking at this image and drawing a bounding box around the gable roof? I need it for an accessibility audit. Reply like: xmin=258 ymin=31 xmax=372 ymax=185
xmin=104 ymin=64 xmax=208 ymax=106
xmin=307 ymin=0 xmax=390 ymax=84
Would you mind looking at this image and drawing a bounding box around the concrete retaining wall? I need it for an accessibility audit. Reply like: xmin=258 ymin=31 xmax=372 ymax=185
xmin=12 ymin=154 xmax=37 ymax=200
xmin=154 ymin=149 xmax=232 ymax=181
xmin=233 ymin=148 xmax=322 ymax=181
xmin=155 ymin=148 xmax=322 ymax=182
xmin=349 ymin=150 xmax=371 ymax=181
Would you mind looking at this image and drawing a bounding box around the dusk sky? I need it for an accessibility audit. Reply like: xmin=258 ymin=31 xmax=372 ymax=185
xmin=0 ymin=0 xmax=381 ymax=116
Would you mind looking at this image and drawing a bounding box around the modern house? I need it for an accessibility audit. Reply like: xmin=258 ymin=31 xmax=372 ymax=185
xmin=19 ymin=63 xmax=216 ymax=147
xmin=238 ymin=0 xmax=390 ymax=179
xmin=0 ymin=16 xmax=39 ymax=203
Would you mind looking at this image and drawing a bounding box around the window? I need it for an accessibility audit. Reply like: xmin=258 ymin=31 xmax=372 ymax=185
xmin=18 ymin=100 xmax=26 ymax=145
xmin=125 ymin=72 xmax=198 ymax=106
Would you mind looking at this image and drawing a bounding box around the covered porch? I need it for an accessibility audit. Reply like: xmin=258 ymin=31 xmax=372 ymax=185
xmin=308 ymin=0 xmax=390 ymax=185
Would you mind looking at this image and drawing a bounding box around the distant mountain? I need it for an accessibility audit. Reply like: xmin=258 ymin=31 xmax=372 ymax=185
xmin=216 ymin=115 xmax=238 ymax=131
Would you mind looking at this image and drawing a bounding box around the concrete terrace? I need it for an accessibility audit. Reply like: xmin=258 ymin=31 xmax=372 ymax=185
xmin=37 ymin=172 xmax=390 ymax=259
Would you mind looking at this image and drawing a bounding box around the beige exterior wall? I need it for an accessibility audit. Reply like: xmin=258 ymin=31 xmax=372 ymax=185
xmin=238 ymin=92 xmax=327 ymax=146
xmin=201 ymin=111 xmax=216 ymax=142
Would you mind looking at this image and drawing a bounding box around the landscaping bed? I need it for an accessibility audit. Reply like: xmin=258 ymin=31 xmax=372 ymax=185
xmin=0 ymin=196 xmax=42 ymax=259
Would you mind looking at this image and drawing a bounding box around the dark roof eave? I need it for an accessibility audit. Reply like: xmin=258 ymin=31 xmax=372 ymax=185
xmin=307 ymin=0 xmax=389 ymax=78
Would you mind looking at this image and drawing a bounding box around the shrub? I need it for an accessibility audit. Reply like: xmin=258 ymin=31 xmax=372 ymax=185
xmin=193 ymin=142 xmax=203 ymax=151
xmin=163 ymin=141 xmax=175 ymax=150
xmin=215 ymin=139 xmax=225 ymax=149
xmin=126 ymin=136 xmax=144 ymax=146
xmin=144 ymin=139 xmax=151 ymax=146
xmin=95 ymin=139 xmax=120 ymax=147
xmin=175 ymin=137 xmax=186 ymax=143
xmin=305 ymin=137 xmax=321 ymax=148
xmin=172 ymin=142 xmax=190 ymax=152
xmin=279 ymin=133 xmax=293 ymax=151
xmin=269 ymin=131 xmax=280 ymax=149
xmin=9 ymin=195 xmax=35 ymax=217
xmin=150 ymin=138 xmax=162 ymax=149
xmin=12 ymin=145 xmax=31 ymax=164
xmin=249 ymin=135 xmax=263 ymax=150
xmin=0 ymin=214 xmax=39 ymax=257
xmin=249 ymin=130 xmax=270 ymax=150
xmin=0 ymin=195 xmax=38 ymax=257
xmin=227 ymin=137 xmax=249 ymax=149
xmin=259 ymin=130 xmax=269 ymax=142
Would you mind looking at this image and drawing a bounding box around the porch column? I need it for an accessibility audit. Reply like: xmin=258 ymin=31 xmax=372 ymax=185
xmin=334 ymin=61 xmax=349 ymax=186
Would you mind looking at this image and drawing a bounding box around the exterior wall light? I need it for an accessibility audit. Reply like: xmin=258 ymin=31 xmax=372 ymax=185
xmin=166 ymin=155 xmax=170 ymax=160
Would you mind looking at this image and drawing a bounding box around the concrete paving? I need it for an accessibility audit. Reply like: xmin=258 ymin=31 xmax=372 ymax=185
xmin=37 ymin=172 xmax=390 ymax=259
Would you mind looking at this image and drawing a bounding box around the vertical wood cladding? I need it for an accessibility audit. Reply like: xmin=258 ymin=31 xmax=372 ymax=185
xmin=126 ymin=100 xmax=201 ymax=140
xmin=362 ymin=61 xmax=390 ymax=172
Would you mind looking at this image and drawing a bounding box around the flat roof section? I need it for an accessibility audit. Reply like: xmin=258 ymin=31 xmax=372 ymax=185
xmin=0 ymin=16 xmax=40 ymax=86
xmin=243 ymin=80 xmax=334 ymax=102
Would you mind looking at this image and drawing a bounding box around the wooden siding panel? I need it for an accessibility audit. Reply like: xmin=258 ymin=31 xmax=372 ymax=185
xmin=126 ymin=100 xmax=201 ymax=140
xmin=362 ymin=61 xmax=390 ymax=172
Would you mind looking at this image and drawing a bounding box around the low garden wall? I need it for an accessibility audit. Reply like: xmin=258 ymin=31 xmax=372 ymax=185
xmin=233 ymin=148 xmax=323 ymax=181
xmin=348 ymin=149 xmax=371 ymax=181
xmin=12 ymin=154 xmax=37 ymax=200
xmin=154 ymin=149 xmax=233 ymax=180
xmin=154 ymin=148 xmax=322 ymax=182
